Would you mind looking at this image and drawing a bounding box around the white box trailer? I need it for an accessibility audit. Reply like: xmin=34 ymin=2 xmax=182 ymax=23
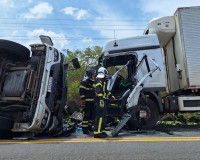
xmin=145 ymin=6 xmax=200 ymax=112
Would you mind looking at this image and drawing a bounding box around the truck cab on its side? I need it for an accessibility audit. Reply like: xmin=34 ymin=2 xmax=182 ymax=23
xmin=0 ymin=36 xmax=80 ymax=136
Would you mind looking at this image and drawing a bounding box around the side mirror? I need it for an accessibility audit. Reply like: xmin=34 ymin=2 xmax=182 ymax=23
xmin=72 ymin=58 xmax=80 ymax=69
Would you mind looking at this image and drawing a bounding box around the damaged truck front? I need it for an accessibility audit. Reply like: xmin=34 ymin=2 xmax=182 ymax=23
xmin=0 ymin=36 xmax=79 ymax=137
xmin=99 ymin=35 xmax=163 ymax=136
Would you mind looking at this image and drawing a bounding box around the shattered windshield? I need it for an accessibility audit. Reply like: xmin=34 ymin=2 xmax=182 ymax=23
xmin=107 ymin=66 xmax=128 ymax=78
xmin=102 ymin=53 xmax=138 ymax=68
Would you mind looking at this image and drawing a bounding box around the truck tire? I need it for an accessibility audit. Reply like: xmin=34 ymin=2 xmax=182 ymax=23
xmin=128 ymin=99 xmax=159 ymax=130
xmin=0 ymin=116 xmax=14 ymax=131
xmin=0 ymin=39 xmax=30 ymax=61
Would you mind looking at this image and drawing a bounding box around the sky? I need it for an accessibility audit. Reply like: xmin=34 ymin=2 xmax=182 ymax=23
xmin=0 ymin=0 xmax=200 ymax=52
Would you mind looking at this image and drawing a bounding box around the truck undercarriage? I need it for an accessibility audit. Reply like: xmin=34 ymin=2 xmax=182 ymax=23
xmin=0 ymin=55 xmax=44 ymax=130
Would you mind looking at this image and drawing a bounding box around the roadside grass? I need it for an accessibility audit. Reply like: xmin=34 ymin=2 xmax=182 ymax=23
xmin=158 ymin=91 xmax=200 ymax=126
xmin=159 ymin=112 xmax=200 ymax=125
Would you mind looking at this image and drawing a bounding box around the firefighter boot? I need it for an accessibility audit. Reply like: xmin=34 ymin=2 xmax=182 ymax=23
xmin=94 ymin=132 xmax=108 ymax=138
xmin=83 ymin=129 xmax=90 ymax=135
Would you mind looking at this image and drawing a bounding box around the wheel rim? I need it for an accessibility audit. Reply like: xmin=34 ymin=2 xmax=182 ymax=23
xmin=137 ymin=105 xmax=152 ymax=125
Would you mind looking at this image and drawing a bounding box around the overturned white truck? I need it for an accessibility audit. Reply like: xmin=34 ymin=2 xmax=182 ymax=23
xmin=0 ymin=36 xmax=80 ymax=137
xmin=101 ymin=6 xmax=200 ymax=136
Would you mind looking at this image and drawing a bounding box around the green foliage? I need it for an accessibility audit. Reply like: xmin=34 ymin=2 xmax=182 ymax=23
xmin=161 ymin=120 xmax=182 ymax=125
xmin=158 ymin=91 xmax=167 ymax=97
xmin=67 ymin=81 xmax=80 ymax=103
xmin=160 ymin=112 xmax=200 ymax=125
xmin=64 ymin=46 xmax=103 ymax=105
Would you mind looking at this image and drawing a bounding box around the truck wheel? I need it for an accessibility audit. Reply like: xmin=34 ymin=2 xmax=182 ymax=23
xmin=0 ymin=39 xmax=30 ymax=61
xmin=128 ymin=99 xmax=159 ymax=130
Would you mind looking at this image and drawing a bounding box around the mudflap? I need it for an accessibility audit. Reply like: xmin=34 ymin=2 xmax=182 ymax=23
xmin=111 ymin=113 xmax=131 ymax=137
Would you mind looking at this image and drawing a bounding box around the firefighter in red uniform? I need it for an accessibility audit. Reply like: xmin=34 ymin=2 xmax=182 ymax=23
xmin=94 ymin=67 xmax=114 ymax=138
xmin=79 ymin=69 xmax=96 ymax=134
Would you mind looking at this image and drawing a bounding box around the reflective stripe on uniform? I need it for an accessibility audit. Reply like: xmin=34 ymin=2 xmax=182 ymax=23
xmin=85 ymin=99 xmax=94 ymax=102
xmin=107 ymin=92 xmax=111 ymax=96
xmin=94 ymin=131 xmax=102 ymax=134
xmin=80 ymin=85 xmax=93 ymax=90
xmin=98 ymin=117 xmax=102 ymax=133
xmin=82 ymin=119 xmax=88 ymax=127
xmin=103 ymin=82 xmax=106 ymax=98
xmin=82 ymin=125 xmax=88 ymax=127
xmin=80 ymin=95 xmax=85 ymax=98
xmin=97 ymin=93 xmax=104 ymax=97
xmin=96 ymin=83 xmax=102 ymax=87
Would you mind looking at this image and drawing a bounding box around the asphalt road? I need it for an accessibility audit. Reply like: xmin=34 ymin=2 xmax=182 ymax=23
xmin=1 ymin=125 xmax=200 ymax=160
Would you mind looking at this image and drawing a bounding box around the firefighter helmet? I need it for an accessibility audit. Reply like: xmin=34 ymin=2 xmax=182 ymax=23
xmin=96 ymin=67 xmax=108 ymax=78
xmin=86 ymin=69 xmax=96 ymax=80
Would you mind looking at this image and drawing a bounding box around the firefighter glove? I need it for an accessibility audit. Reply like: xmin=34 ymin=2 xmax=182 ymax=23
xmin=81 ymin=100 xmax=86 ymax=108
xmin=110 ymin=96 xmax=115 ymax=100
xmin=100 ymin=100 xmax=104 ymax=108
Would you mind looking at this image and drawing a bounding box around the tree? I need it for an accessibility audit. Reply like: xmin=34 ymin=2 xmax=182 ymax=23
xmin=64 ymin=46 xmax=103 ymax=106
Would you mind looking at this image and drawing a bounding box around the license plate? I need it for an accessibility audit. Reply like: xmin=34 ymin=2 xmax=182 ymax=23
xmin=47 ymin=77 xmax=54 ymax=92
xmin=139 ymin=110 xmax=147 ymax=118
